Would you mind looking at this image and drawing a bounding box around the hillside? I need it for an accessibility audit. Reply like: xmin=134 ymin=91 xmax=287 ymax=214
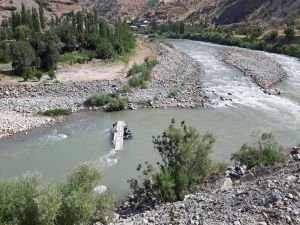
xmin=0 ymin=0 xmax=299 ymax=28
xmin=0 ymin=0 xmax=81 ymax=23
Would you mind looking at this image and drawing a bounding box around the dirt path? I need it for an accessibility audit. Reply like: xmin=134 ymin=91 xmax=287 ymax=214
xmin=56 ymin=41 xmax=154 ymax=82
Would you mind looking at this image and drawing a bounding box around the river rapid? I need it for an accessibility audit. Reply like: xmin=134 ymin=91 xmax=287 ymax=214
xmin=0 ymin=40 xmax=299 ymax=198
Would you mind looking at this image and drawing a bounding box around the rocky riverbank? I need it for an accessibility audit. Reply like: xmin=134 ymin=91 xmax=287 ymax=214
xmin=127 ymin=43 xmax=207 ymax=109
xmin=222 ymin=48 xmax=286 ymax=94
xmin=0 ymin=43 xmax=206 ymax=139
xmin=113 ymin=159 xmax=300 ymax=225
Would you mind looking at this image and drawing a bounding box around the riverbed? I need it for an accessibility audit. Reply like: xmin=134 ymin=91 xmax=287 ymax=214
xmin=0 ymin=40 xmax=299 ymax=198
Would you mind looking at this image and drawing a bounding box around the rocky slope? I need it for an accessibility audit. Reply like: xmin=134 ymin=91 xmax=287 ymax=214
xmin=0 ymin=0 xmax=298 ymax=27
xmin=114 ymin=159 xmax=300 ymax=225
xmin=0 ymin=0 xmax=81 ymax=23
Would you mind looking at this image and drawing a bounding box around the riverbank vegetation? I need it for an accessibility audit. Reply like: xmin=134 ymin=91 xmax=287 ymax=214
xmin=147 ymin=22 xmax=300 ymax=58
xmin=41 ymin=108 xmax=72 ymax=117
xmin=0 ymin=4 xmax=136 ymax=81
xmin=84 ymin=93 xmax=129 ymax=112
xmin=128 ymin=120 xmax=289 ymax=208
xmin=0 ymin=165 xmax=114 ymax=225
xmin=127 ymin=57 xmax=158 ymax=89
xmin=231 ymin=133 xmax=288 ymax=169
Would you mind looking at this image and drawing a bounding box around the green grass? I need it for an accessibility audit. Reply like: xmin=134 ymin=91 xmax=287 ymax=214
xmin=41 ymin=108 xmax=72 ymax=117
xmin=59 ymin=52 xmax=90 ymax=64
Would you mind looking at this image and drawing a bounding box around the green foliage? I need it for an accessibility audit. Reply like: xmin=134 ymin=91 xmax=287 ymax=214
xmin=15 ymin=25 xmax=31 ymax=41
xmin=84 ymin=93 xmax=128 ymax=112
xmin=127 ymin=57 xmax=158 ymax=88
xmin=10 ymin=41 xmax=36 ymax=76
xmin=284 ymin=26 xmax=295 ymax=41
xmin=96 ymin=40 xmax=115 ymax=60
xmin=129 ymin=120 xmax=215 ymax=205
xmin=0 ymin=165 xmax=114 ymax=225
xmin=153 ymin=22 xmax=300 ymax=58
xmin=265 ymin=30 xmax=278 ymax=42
xmin=105 ymin=97 xmax=128 ymax=112
xmin=231 ymin=133 xmax=288 ymax=169
xmin=41 ymin=108 xmax=72 ymax=117
xmin=119 ymin=84 xmax=132 ymax=93
xmin=169 ymin=89 xmax=178 ymax=98
xmin=48 ymin=69 xmax=56 ymax=80
xmin=59 ymin=52 xmax=89 ymax=64
xmin=0 ymin=42 xmax=11 ymax=63
xmin=5 ymin=6 xmax=136 ymax=78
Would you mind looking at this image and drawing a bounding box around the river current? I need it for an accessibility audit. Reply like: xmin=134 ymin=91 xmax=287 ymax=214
xmin=0 ymin=40 xmax=299 ymax=198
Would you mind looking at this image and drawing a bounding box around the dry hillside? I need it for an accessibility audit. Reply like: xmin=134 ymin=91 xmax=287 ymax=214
xmin=0 ymin=0 xmax=299 ymax=27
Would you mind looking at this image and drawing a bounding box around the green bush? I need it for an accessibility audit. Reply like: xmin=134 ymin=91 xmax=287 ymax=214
xmin=106 ymin=97 xmax=128 ymax=112
xmin=96 ymin=41 xmax=115 ymax=60
xmin=231 ymin=133 xmax=288 ymax=169
xmin=84 ymin=93 xmax=128 ymax=112
xmin=84 ymin=94 xmax=111 ymax=107
xmin=48 ymin=69 xmax=56 ymax=80
xmin=0 ymin=165 xmax=114 ymax=225
xmin=35 ymin=70 xmax=43 ymax=81
xmin=169 ymin=89 xmax=178 ymax=98
xmin=128 ymin=119 xmax=215 ymax=205
xmin=41 ymin=108 xmax=72 ymax=116
xmin=127 ymin=63 xmax=145 ymax=77
xmin=128 ymin=75 xmax=145 ymax=88
xmin=119 ymin=84 xmax=132 ymax=93
xmin=127 ymin=57 xmax=158 ymax=88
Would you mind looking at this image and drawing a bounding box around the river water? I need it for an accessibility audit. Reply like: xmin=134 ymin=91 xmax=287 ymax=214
xmin=0 ymin=40 xmax=299 ymax=198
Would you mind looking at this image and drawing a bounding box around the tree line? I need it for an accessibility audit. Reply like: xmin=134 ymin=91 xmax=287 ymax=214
xmin=0 ymin=4 xmax=136 ymax=80
xmin=147 ymin=21 xmax=300 ymax=58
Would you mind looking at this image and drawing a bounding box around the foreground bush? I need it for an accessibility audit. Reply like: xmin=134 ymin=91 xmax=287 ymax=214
xmin=231 ymin=133 xmax=288 ymax=169
xmin=0 ymin=165 xmax=114 ymax=225
xmin=128 ymin=119 xmax=216 ymax=206
xmin=41 ymin=108 xmax=72 ymax=116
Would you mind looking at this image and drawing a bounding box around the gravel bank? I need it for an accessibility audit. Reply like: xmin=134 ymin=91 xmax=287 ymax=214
xmin=0 ymin=43 xmax=206 ymax=138
xmin=114 ymin=160 xmax=300 ymax=225
xmin=222 ymin=49 xmax=286 ymax=91
xmin=127 ymin=43 xmax=207 ymax=109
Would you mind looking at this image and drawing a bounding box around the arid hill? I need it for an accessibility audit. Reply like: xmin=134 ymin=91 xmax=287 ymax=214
xmin=0 ymin=0 xmax=299 ymax=27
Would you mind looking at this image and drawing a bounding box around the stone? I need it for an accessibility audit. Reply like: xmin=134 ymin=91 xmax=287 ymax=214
xmin=270 ymin=189 xmax=282 ymax=203
xmin=221 ymin=178 xmax=233 ymax=191
xmin=257 ymin=222 xmax=267 ymax=225
xmin=241 ymin=172 xmax=255 ymax=182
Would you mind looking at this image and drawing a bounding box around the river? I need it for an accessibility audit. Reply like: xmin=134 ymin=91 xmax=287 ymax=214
xmin=0 ymin=40 xmax=299 ymax=198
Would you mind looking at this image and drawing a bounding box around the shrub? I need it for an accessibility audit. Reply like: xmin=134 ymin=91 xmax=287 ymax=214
xmin=0 ymin=165 xmax=114 ymax=225
xmin=35 ymin=70 xmax=43 ymax=81
xmin=127 ymin=63 xmax=144 ymax=77
xmin=84 ymin=93 xmax=128 ymax=112
xmin=41 ymin=108 xmax=72 ymax=116
xmin=168 ymin=89 xmax=178 ymax=98
xmin=284 ymin=26 xmax=295 ymax=41
xmin=128 ymin=119 xmax=215 ymax=205
xmin=96 ymin=41 xmax=115 ymax=60
xmin=128 ymin=75 xmax=145 ymax=88
xmin=84 ymin=94 xmax=110 ymax=107
xmin=106 ymin=97 xmax=128 ymax=112
xmin=231 ymin=133 xmax=288 ymax=169
xmin=119 ymin=84 xmax=132 ymax=93
xmin=48 ymin=69 xmax=56 ymax=80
